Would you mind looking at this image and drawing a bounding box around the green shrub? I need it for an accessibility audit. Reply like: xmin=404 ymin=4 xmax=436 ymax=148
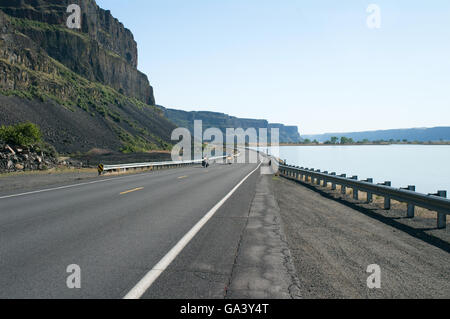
xmin=0 ymin=122 xmax=42 ymax=146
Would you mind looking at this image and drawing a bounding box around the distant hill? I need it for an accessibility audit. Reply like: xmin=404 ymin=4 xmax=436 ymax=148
xmin=302 ymin=127 xmax=450 ymax=143
xmin=160 ymin=107 xmax=301 ymax=143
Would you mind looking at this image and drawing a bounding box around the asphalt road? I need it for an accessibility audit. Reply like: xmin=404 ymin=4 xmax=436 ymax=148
xmin=4 ymin=154 xmax=447 ymax=299
xmin=0 ymin=158 xmax=260 ymax=298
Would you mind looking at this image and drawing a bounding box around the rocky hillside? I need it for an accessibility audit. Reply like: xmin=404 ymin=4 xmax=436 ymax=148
xmin=161 ymin=107 xmax=301 ymax=143
xmin=0 ymin=1 xmax=175 ymax=154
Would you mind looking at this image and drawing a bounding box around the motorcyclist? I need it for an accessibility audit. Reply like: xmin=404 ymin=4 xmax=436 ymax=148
xmin=202 ymin=156 xmax=209 ymax=168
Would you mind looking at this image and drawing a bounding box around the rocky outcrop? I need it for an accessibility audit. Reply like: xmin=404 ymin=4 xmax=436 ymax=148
xmin=161 ymin=107 xmax=302 ymax=143
xmin=0 ymin=0 xmax=154 ymax=104
xmin=268 ymin=124 xmax=301 ymax=143
xmin=0 ymin=142 xmax=60 ymax=173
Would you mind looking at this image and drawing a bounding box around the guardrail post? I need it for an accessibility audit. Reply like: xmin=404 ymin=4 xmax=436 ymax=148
xmin=364 ymin=178 xmax=373 ymax=203
xmin=382 ymin=181 xmax=392 ymax=210
xmin=331 ymin=173 xmax=336 ymax=190
xmin=436 ymin=191 xmax=447 ymax=229
xmin=323 ymin=171 xmax=328 ymax=187
xmin=340 ymin=174 xmax=347 ymax=194
xmin=316 ymin=170 xmax=321 ymax=185
xmin=405 ymin=185 xmax=416 ymax=218
xmin=351 ymin=176 xmax=358 ymax=200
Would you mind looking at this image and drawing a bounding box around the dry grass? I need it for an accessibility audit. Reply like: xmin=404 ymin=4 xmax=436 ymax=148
xmin=102 ymin=167 xmax=155 ymax=176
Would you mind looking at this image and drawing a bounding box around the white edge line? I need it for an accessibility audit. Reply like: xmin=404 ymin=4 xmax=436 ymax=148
xmin=123 ymin=162 xmax=262 ymax=299
xmin=0 ymin=173 xmax=151 ymax=200
xmin=0 ymin=153 xmax=243 ymax=200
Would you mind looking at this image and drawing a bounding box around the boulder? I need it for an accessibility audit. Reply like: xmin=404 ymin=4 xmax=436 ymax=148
xmin=5 ymin=145 xmax=15 ymax=155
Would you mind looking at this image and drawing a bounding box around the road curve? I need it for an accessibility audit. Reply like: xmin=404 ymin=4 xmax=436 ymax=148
xmin=0 ymin=157 xmax=260 ymax=298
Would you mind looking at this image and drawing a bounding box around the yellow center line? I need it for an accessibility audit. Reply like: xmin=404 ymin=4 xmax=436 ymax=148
xmin=178 ymin=176 xmax=188 ymax=179
xmin=120 ymin=187 xmax=144 ymax=195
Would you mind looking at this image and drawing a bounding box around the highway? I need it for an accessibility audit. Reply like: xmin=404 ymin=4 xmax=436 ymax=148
xmin=0 ymin=157 xmax=262 ymax=298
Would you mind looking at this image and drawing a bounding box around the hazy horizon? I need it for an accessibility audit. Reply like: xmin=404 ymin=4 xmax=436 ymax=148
xmin=97 ymin=0 xmax=450 ymax=134
xmin=302 ymin=125 xmax=450 ymax=136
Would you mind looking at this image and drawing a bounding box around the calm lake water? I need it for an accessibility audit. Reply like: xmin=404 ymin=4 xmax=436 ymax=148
xmin=265 ymin=145 xmax=450 ymax=195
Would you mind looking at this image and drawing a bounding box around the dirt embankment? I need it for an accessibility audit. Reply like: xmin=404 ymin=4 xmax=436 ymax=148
xmin=272 ymin=176 xmax=450 ymax=298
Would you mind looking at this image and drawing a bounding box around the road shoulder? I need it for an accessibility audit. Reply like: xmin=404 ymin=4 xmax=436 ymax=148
xmin=273 ymin=176 xmax=450 ymax=298
xmin=225 ymin=174 xmax=302 ymax=299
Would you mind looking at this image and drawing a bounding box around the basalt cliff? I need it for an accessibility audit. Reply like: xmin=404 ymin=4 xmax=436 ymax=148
xmin=0 ymin=0 xmax=175 ymax=153
xmin=161 ymin=107 xmax=301 ymax=143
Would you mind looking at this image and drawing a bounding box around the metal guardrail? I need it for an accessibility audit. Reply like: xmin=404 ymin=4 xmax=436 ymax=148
xmin=99 ymin=154 xmax=238 ymax=174
xmin=276 ymin=162 xmax=450 ymax=229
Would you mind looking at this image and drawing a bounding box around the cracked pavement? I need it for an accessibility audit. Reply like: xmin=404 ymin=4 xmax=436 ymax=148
xmin=143 ymin=162 xmax=301 ymax=299
xmin=225 ymin=174 xmax=302 ymax=299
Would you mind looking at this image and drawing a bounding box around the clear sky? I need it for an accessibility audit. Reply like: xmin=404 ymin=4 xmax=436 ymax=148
xmin=96 ymin=0 xmax=450 ymax=134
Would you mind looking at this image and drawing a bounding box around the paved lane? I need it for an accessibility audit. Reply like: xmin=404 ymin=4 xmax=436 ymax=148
xmin=0 ymin=158 xmax=260 ymax=298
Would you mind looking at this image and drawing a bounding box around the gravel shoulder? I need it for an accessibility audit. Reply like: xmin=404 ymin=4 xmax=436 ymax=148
xmin=0 ymin=152 xmax=173 ymax=195
xmin=272 ymin=176 xmax=450 ymax=299
xmin=0 ymin=169 xmax=99 ymax=194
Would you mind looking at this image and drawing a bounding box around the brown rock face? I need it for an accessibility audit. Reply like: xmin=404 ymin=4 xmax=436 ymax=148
xmin=0 ymin=7 xmax=176 ymax=154
xmin=0 ymin=0 xmax=155 ymax=105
